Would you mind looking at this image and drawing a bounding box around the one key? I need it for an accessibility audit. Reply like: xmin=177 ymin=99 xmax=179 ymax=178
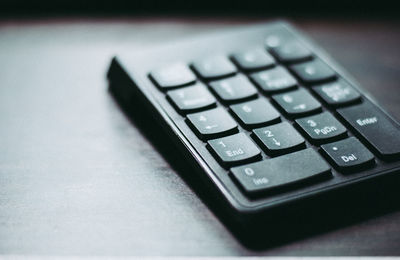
xmin=337 ymin=102 xmax=400 ymax=160
xmin=231 ymin=48 xmax=275 ymax=71
xmin=272 ymin=89 xmax=322 ymax=117
xmin=187 ymin=107 xmax=238 ymax=140
xmin=250 ymin=66 xmax=297 ymax=94
xmin=209 ymin=74 xmax=258 ymax=104
xmin=313 ymin=79 xmax=361 ymax=107
xmin=192 ymin=56 xmax=237 ymax=80
xmin=252 ymin=122 xmax=305 ymax=156
xmin=321 ymin=137 xmax=375 ymax=173
xmin=290 ymin=59 xmax=336 ymax=85
xmin=230 ymin=98 xmax=280 ymax=129
xmin=296 ymin=112 xmax=347 ymax=144
xmin=167 ymin=83 xmax=216 ymax=113
xmin=231 ymin=148 xmax=331 ymax=195
xmin=269 ymin=41 xmax=313 ymax=63
xmin=150 ymin=63 xmax=196 ymax=89
xmin=208 ymin=133 xmax=261 ymax=167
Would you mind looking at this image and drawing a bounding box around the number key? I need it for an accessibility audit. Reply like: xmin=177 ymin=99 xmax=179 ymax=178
xmin=167 ymin=83 xmax=216 ymax=113
xmin=250 ymin=66 xmax=297 ymax=94
xmin=208 ymin=133 xmax=261 ymax=167
xmin=230 ymin=98 xmax=280 ymax=129
xmin=296 ymin=112 xmax=347 ymax=144
xmin=252 ymin=122 xmax=305 ymax=156
xmin=290 ymin=59 xmax=336 ymax=85
xmin=209 ymin=74 xmax=258 ymax=104
xmin=187 ymin=107 xmax=238 ymax=140
xmin=272 ymin=89 xmax=322 ymax=117
xmin=313 ymin=79 xmax=361 ymax=107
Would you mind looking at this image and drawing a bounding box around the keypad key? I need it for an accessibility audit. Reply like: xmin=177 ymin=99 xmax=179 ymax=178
xmin=192 ymin=56 xmax=237 ymax=80
xmin=150 ymin=63 xmax=196 ymax=89
xmin=337 ymin=102 xmax=400 ymax=160
xmin=273 ymin=89 xmax=322 ymax=117
xmin=296 ymin=112 xmax=347 ymax=144
xmin=321 ymin=137 xmax=375 ymax=173
xmin=269 ymin=41 xmax=312 ymax=63
xmin=290 ymin=59 xmax=336 ymax=85
xmin=230 ymin=98 xmax=280 ymax=129
xmin=231 ymin=48 xmax=275 ymax=71
xmin=208 ymin=133 xmax=261 ymax=167
xmin=252 ymin=122 xmax=305 ymax=156
xmin=231 ymin=148 xmax=331 ymax=194
xmin=209 ymin=74 xmax=258 ymax=104
xmin=167 ymin=83 xmax=216 ymax=113
xmin=187 ymin=107 xmax=238 ymax=140
xmin=250 ymin=66 xmax=297 ymax=94
xmin=314 ymin=79 xmax=361 ymax=107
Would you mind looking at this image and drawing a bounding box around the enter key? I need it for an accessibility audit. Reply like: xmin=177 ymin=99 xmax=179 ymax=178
xmin=337 ymin=101 xmax=400 ymax=160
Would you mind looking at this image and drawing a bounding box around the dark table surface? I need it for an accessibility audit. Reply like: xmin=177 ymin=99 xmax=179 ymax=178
xmin=0 ymin=17 xmax=399 ymax=256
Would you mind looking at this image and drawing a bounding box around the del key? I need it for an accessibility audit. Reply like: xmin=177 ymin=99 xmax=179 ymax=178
xmin=337 ymin=101 xmax=400 ymax=160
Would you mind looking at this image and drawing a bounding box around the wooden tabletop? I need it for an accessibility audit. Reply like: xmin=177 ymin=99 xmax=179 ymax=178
xmin=0 ymin=17 xmax=399 ymax=256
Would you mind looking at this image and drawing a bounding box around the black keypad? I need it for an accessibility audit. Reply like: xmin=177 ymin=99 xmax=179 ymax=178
xmin=290 ymin=59 xmax=336 ymax=85
xmin=250 ymin=66 xmax=297 ymax=94
xmin=208 ymin=133 xmax=261 ymax=167
xmin=273 ymin=89 xmax=322 ymax=117
xmin=313 ymin=79 xmax=361 ymax=107
xmin=150 ymin=63 xmax=196 ymax=89
xmin=230 ymin=98 xmax=280 ymax=129
xmin=252 ymin=122 xmax=305 ymax=156
xmin=321 ymin=137 xmax=375 ymax=173
xmin=192 ymin=56 xmax=237 ymax=80
xmin=167 ymin=83 xmax=216 ymax=113
xmin=296 ymin=112 xmax=347 ymax=144
xmin=231 ymin=148 xmax=331 ymax=194
xmin=187 ymin=107 xmax=238 ymax=140
xmin=231 ymin=48 xmax=275 ymax=71
xmin=269 ymin=41 xmax=313 ymax=63
xmin=111 ymin=21 xmax=400 ymax=216
xmin=209 ymin=74 xmax=258 ymax=103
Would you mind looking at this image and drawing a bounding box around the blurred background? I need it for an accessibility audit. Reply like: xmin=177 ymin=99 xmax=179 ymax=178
xmin=0 ymin=0 xmax=399 ymax=18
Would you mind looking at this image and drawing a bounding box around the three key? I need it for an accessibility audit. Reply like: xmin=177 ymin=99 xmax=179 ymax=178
xmin=296 ymin=112 xmax=347 ymax=144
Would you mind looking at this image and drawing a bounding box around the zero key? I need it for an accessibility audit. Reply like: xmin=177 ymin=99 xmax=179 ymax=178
xmin=337 ymin=101 xmax=400 ymax=160
xmin=231 ymin=148 xmax=331 ymax=195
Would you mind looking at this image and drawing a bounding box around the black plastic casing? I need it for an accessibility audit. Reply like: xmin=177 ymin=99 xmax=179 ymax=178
xmin=107 ymin=21 xmax=400 ymax=247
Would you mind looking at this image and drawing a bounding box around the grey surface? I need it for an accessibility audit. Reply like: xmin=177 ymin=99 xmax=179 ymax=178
xmin=0 ymin=18 xmax=399 ymax=256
